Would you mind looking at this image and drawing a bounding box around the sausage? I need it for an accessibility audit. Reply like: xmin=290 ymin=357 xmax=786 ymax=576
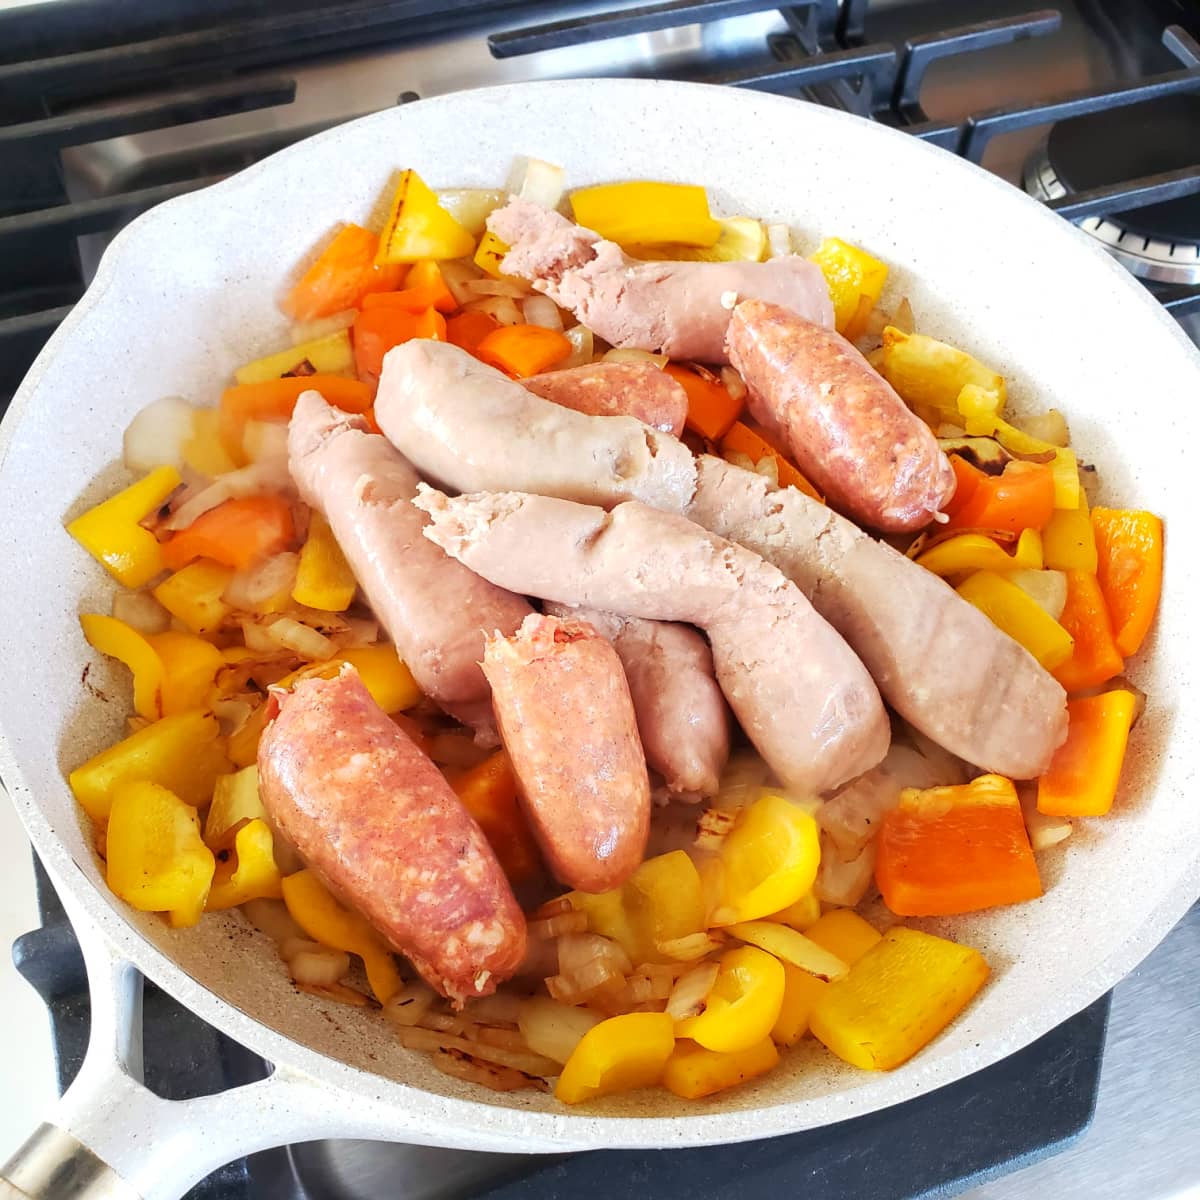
xmin=376 ymin=340 xmax=696 ymax=510
xmin=522 ymin=362 xmax=688 ymax=436
xmin=288 ymin=390 xmax=532 ymax=738
xmin=726 ymin=298 xmax=956 ymax=532
xmin=544 ymin=603 xmax=730 ymax=798
xmin=488 ymin=198 xmax=833 ymax=363
xmin=687 ymin=456 xmax=1067 ymax=777
xmin=481 ymin=613 xmax=651 ymax=892
xmin=257 ymin=668 xmax=526 ymax=1004
xmin=416 ymin=488 xmax=890 ymax=795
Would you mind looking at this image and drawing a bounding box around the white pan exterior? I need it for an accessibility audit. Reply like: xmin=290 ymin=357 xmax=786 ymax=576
xmin=1 ymin=79 xmax=1198 ymax=1164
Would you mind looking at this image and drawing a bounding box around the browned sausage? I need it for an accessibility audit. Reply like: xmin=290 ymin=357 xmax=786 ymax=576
xmin=481 ymin=613 xmax=651 ymax=893
xmin=258 ymin=667 xmax=526 ymax=1005
xmin=522 ymin=362 xmax=688 ymax=436
xmin=727 ymin=298 xmax=956 ymax=532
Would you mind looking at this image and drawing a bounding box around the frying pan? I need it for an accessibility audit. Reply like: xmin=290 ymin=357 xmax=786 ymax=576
xmin=1 ymin=78 xmax=1198 ymax=1200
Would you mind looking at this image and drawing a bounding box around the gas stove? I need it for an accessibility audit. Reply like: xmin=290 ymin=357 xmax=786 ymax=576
xmin=2 ymin=0 xmax=1199 ymax=1196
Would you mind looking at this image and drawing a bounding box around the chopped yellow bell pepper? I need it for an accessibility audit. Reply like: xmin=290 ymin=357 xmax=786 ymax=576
xmin=1037 ymin=690 xmax=1137 ymax=817
xmin=956 ymin=570 xmax=1075 ymax=670
xmin=340 ymin=646 xmax=419 ymax=713
xmin=377 ymin=170 xmax=475 ymax=264
xmin=880 ymin=328 xmax=1006 ymax=418
xmin=147 ymin=631 xmax=224 ymax=715
xmin=183 ymin=408 xmax=237 ymax=477
xmin=771 ymin=891 xmax=821 ymax=932
xmin=555 ymin=1012 xmax=676 ymax=1105
xmin=723 ymin=921 xmax=849 ymax=981
xmin=473 ymin=230 xmax=512 ymax=280
xmin=803 ymin=909 xmax=881 ymax=966
xmin=771 ymin=964 xmax=827 ymax=1046
xmin=234 ymin=330 xmax=353 ymax=386
xmin=206 ymin=818 xmax=283 ymax=910
xmin=152 ymin=559 xmax=234 ymax=635
xmin=676 ymin=945 xmax=785 ymax=1053
xmin=105 ymin=781 xmax=215 ymax=927
xmin=809 ymin=237 xmax=889 ymax=341
xmin=629 ymin=217 xmax=768 ymax=264
xmin=292 ymin=513 xmax=357 ymax=612
xmin=568 ymin=886 xmax=640 ymax=958
xmin=69 ymin=710 xmax=230 ymax=822
xmin=67 ymin=465 xmax=182 ymax=588
xmin=1042 ymin=491 xmax=1098 ymax=572
xmin=227 ymin=703 xmax=270 ymax=770
xmin=662 ymin=1036 xmax=779 ymax=1100
xmin=916 ymin=528 xmax=1043 ymax=578
xmin=571 ymin=182 xmax=720 ymax=248
xmin=79 ymin=613 xmax=163 ymax=721
xmin=204 ymin=764 xmax=266 ymax=850
xmin=281 ymin=868 xmax=402 ymax=1002
xmin=809 ymin=927 xmax=989 ymax=1070
xmin=712 ymin=792 xmax=820 ymax=924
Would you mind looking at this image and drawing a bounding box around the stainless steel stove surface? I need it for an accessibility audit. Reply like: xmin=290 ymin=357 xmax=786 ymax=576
xmin=2 ymin=0 xmax=1199 ymax=1197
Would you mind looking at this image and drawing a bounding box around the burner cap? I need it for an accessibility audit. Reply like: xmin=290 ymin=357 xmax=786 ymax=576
xmin=1045 ymin=93 xmax=1200 ymax=243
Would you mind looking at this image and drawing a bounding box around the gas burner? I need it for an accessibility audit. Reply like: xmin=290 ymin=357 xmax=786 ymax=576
xmin=1024 ymin=94 xmax=1200 ymax=285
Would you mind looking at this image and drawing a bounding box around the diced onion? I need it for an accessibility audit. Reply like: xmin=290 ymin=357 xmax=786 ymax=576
xmin=527 ymin=910 xmax=588 ymax=940
xmin=532 ymin=895 xmax=575 ymax=920
xmin=465 ymin=277 xmax=531 ymax=298
xmin=289 ymin=948 xmax=351 ymax=987
xmin=279 ymin=936 xmax=326 ymax=961
xmin=518 ymin=997 xmax=600 ymax=1064
xmin=289 ymin=309 xmax=356 ymax=345
xmin=382 ymin=981 xmax=437 ymax=1028
xmin=223 ymin=552 xmax=300 ymax=612
xmin=1009 ymin=568 xmax=1068 ymax=620
xmin=508 ymin=156 xmax=566 ymax=210
xmin=522 ymin=295 xmax=563 ymax=331
xmin=240 ymin=620 xmax=283 ymax=655
xmin=720 ymin=366 xmax=748 ymax=403
xmin=694 ymin=807 xmax=738 ymax=852
xmin=813 ymin=833 xmax=878 ymax=907
xmin=439 ymin=258 xmax=487 ymax=307
xmin=465 ymin=992 xmax=524 ymax=1026
xmin=1027 ymin=809 xmax=1072 ymax=851
xmin=419 ymin=1011 xmax=478 ymax=1036
xmin=331 ymin=616 xmax=379 ymax=649
xmin=665 ymin=961 xmax=719 ymax=1021
xmin=657 ymin=932 xmax=722 ymax=962
xmin=124 ymin=396 xmax=196 ymax=473
xmin=1017 ymin=408 xmax=1070 ymax=447
xmin=603 ymin=347 xmax=667 ymax=369
xmin=242 ymin=419 xmax=289 ymax=465
xmin=111 ymin=589 xmax=171 ymax=635
xmin=212 ymin=695 xmax=255 ymax=734
xmin=164 ymin=459 xmax=292 ymax=531
xmin=266 ymin=616 xmax=336 ymax=661
xmin=766 ymin=223 xmax=794 ymax=258
xmin=892 ymin=297 xmax=916 ymax=335
xmin=712 ymin=750 xmax=771 ymax=812
xmin=241 ymin=898 xmax=305 ymax=943
xmin=473 ymin=1027 xmax=528 ymax=1051
xmin=436 ymin=189 xmax=507 ymax=237
xmin=557 ymin=932 xmax=632 ymax=978
xmin=754 ymin=455 xmax=779 ymax=486
xmin=462 ymin=295 xmax=522 ymax=326
xmin=559 ymin=325 xmax=593 ymax=369
xmin=394 ymin=1026 xmax=560 ymax=1077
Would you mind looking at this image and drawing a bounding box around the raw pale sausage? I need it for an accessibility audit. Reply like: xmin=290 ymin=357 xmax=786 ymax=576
xmin=522 ymin=361 xmax=688 ymax=436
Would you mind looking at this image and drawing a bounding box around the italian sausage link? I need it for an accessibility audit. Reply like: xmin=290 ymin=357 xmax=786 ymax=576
xmin=522 ymin=361 xmax=688 ymax=436
xmin=258 ymin=668 xmax=527 ymax=1004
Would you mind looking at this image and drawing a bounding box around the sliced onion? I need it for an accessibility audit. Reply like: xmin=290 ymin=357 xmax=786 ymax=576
xmin=766 ymin=223 xmax=794 ymax=258
xmin=695 ymin=807 xmax=738 ymax=852
xmin=557 ymin=932 xmax=632 ymax=979
xmin=240 ymin=619 xmax=283 ymax=655
xmin=164 ymin=459 xmax=292 ymax=531
xmin=429 ymin=1047 xmax=549 ymax=1093
xmin=666 ymin=961 xmax=719 ymax=1021
xmin=439 ymin=258 xmax=487 ymax=307
xmin=603 ymin=347 xmax=667 ymax=369
xmin=211 ymin=695 xmax=255 ymax=735
xmin=289 ymin=948 xmax=351 ymax=987
xmin=436 ymin=189 xmax=507 ymax=237
xmin=518 ymin=997 xmax=599 ymax=1064
xmin=267 ymin=616 xmax=336 ymax=661
xmin=1017 ymin=408 xmax=1070 ymax=447
xmin=657 ymin=932 xmax=722 ymax=962
xmin=465 ymin=277 xmax=530 ymax=298
xmin=419 ymin=1011 xmax=478 ymax=1036
xmin=1009 ymin=568 xmax=1068 ymax=620
xmin=559 ymin=325 xmax=593 ymax=369
xmin=112 ymin=589 xmax=171 ymax=635
xmin=223 ymin=552 xmax=300 ymax=612
xmin=522 ymin=295 xmax=563 ymax=331
xmin=720 ymin=366 xmax=748 ymax=404
xmin=278 ymin=936 xmax=325 ymax=961
xmin=508 ymin=156 xmax=566 ymax=210
xmin=462 ymin=295 xmax=522 ymax=326
xmin=242 ymin=898 xmax=305 ymax=943
xmin=124 ymin=396 xmax=196 ymax=473
xmin=472 ymin=1027 xmax=528 ymax=1051
xmin=754 ymin=454 xmax=779 ymax=487
xmin=289 ymin=309 xmax=357 ymax=345
xmin=1025 ymin=807 xmax=1072 ymax=852
xmin=394 ymin=1026 xmax=560 ymax=1077
xmin=382 ymin=981 xmax=437 ymax=1028
xmin=813 ymin=833 xmax=878 ymax=907
xmin=713 ymin=750 xmax=770 ymax=812
xmin=527 ymin=909 xmax=588 ymax=940
xmin=465 ymin=991 xmax=524 ymax=1026
xmin=330 ymin=616 xmax=378 ymax=649
xmin=242 ymin=419 xmax=289 ymax=464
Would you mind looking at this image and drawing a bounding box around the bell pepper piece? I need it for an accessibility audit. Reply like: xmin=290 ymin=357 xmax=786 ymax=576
xmin=292 ymin=513 xmax=357 ymax=612
xmin=956 ymin=382 xmax=1005 ymax=434
xmin=712 ymin=792 xmax=821 ymax=924
xmin=810 ymin=927 xmax=989 ymax=1070
xmin=555 ymin=1012 xmax=676 ymax=1105
xmin=448 ymin=750 xmax=542 ymax=885
xmin=206 ymin=818 xmax=283 ymax=910
xmin=362 ymin=260 xmax=457 ymax=314
xmin=1037 ymin=690 xmax=1137 ymax=817
xmin=628 ymin=217 xmax=768 ymax=264
xmin=473 ymin=230 xmax=511 ymax=280
xmin=676 ymin=945 xmax=786 ymax=1053
xmin=570 ymin=182 xmax=720 ymax=248
xmin=446 ymin=310 xmax=501 ymax=356
xmin=66 ymin=466 xmax=182 ymax=589
xmin=719 ymin=420 xmax=823 ymax=501
xmin=219 ymin=376 xmax=371 ymax=463
xmin=69 ymin=710 xmax=230 ymax=822
xmin=1091 ymin=508 xmax=1164 ymax=658
xmin=204 ymin=764 xmax=266 ymax=850
xmin=723 ymin=921 xmax=849 ymax=981
xmin=803 ymin=909 xmax=882 ymax=966
xmin=353 ymin=305 xmax=447 ymax=382
xmin=672 ymin=365 xmax=744 ymax=442
xmin=956 ymin=570 xmax=1074 ymax=670
xmin=624 ymin=850 xmax=707 ymax=963
xmin=567 ymin=886 xmax=641 ymax=960
xmin=228 ymin=703 xmax=270 ymax=770
xmin=152 ymin=559 xmax=233 ymax=635
xmin=339 ymin=645 xmax=420 ymax=713
xmin=880 ymin=328 xmax=1006 ymax=417
xmin=281 ymin=868 xmax=402 ymax=1003
xmin=376 ymin=170 xmax=475 ymax=264
xmin=79 ymin=613 xmax=163 ymax=721
xmin=147 ymin=631 xmax=224 ymax=715
xmin=943 ymin=457 xmax=1056 ymax=534
xmin=1052 ymin=570 xmax=1124 ymax=693
xmin=916 ymin=528 xmax=1043 ymax=577
xmin=770 ymin=890 xmax=821 ymax=932
xmin=771 ymin=965 xmax=828 ymax=1046
xmin=283 ymin=223 xmax=405 ymax=321
xmin=235 ymin=330 xmax=354 ymax=386
xmin=876 ymin=774 xmax=1042 ymax=916
xmin=662 ymin=1036 xmax=779 ymax=1099
xmin=808 ymin=237 xmax=889 ymax=341
xmin=161 ymin=495 xmax=295 ymax=573
xmin=183 ymin=409 xmax=238 ymax=477
xmin=1042 ymin=493 xmax=1098 ymax=573
xmin=105 ymin=781 xmax=215 ymax=927
xmin=476 ymin=323 xmax=571 ymax=379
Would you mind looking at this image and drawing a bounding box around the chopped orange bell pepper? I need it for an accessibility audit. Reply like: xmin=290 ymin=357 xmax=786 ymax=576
xmin=720 ymin=421 xmax=822 ymax=501
xmin=555 ymin=1012 xmax=676 ymax=1105
xmin=1091 ymin=508 xmax=1163 ymax=657
xmin=876 ymin=774 xmax=1042 ymax=916
xmin=449 ymin=750 xmax=542 ymax=884
xmin=943 ymin=456 xmax=1056 ymax=534
xmin=670 ymin=363 xmax=744 ymax=441
xmin=219 ymin=376 xmax=372 ymax=462
xmin=476 ymin=323 xmax=571 ymax=378
xmin=1052 ymin=570 xmax=1124 ymax=693
xmin=162 ymin=495 xmax=295 ymax=572
xmin=662 ymin=1037 xmax=779 ymax=1100
xmin=446 ymin=310 xmax=501 ymax=357
xmin=283 ymin=224 xmax=405 ymax=321
xmin=353 ymin=305 xmax=447 ymax=382
xmin=362 ymin=260 xmax=457 ymax=314
xmin=676 ymin=945 xmax=785 ymax=1053
xmin=803 ymin=909 xmax=882 ymax=966
xmin=1037 ymin=690 xmax=1137 ymax=817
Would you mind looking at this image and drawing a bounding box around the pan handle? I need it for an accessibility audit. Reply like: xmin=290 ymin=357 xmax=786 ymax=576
xmin=0 ymin=878 xmax=397 ymax=1200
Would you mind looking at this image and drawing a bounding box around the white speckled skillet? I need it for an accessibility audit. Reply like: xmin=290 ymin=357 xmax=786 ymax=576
xmin=1 ymin=79 xmax=1198 ymax=1200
